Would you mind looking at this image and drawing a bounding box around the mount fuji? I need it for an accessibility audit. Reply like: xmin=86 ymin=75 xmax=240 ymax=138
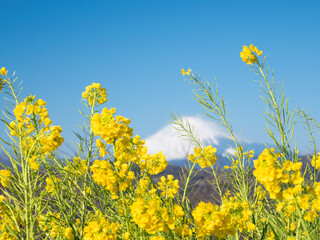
xmin=145 ymin=116 xmax=267 ymax=167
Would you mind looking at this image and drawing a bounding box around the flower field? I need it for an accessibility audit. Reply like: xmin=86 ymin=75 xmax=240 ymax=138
xmin=0 ymin=45 xmax=320 ymax=239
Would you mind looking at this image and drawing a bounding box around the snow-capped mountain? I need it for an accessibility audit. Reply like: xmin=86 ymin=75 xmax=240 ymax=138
xmin=145 ymin=116 xmax=267 ymax=165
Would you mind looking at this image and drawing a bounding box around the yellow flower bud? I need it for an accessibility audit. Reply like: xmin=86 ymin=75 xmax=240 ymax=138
xmin=0 ymin=67 xmax=7 ymax=76
xmin=181 ymin=68 xmax=191 ymax=76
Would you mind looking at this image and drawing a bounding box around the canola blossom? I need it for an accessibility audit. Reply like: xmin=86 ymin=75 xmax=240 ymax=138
xmin=1 ymin=67 xmax=8 ymax=92
xmin=181 ymin=68 xmax=191 ymax=76
xmin=157 ymin=175 xmax=179 ymax=198
xmin=0 ymin=67 xmax=7 ymax=76
xmin=0 ymin=45 xmax=320 ymax=240
xmin=0 ymin=170 xmax=12 ymax=188
xmin=240 ymin=44 xmax=263 ymax=65
xmin=188 ymin=145 xmax=217 ymax=168
xmin=82 ymin=82 xmax=107 ymax=105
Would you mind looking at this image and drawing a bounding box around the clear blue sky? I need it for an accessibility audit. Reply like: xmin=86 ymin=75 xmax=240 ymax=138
xmin=1 ymin=0 xmax=320 ymax=154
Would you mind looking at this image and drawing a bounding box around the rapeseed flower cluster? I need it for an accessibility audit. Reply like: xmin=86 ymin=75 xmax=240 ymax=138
xmin=37 ymin=211 xmax=70 ymax=238
xmin=240 ymin=44 xmax=263 ymax=65
xmin=45 ymin=175 xmax=60 ymax=195
xmin=138 ymin=150 xmax=167 ymax=175
xmin=150 ymin=236 xmax=165 ymax=240
xmin=135 ymin=176 xmax=151 ymax=195
xmin=192 ymin=201 xmax=235 ymax=238
xmin=192 ymin=197 xmax=255 ymax=239
xmin=157 ymin=175 xmax=179 ymax=198
xmin=181 ymin=68 xmax=191 ymax=76
xmin=9 ymin=96 xmax=64 ymax=170
xmin=224 ymin=197 xmax=255 ymax=232
xmin=0 ymin=67 xmax=7 ymax=76
xmin=90 ymin=160 xmax=135 ymax=199
xmin=130 ymin=198 xmax=185 ymax=235
xmin=63 ymin=227 xmax=75 ymax=240
xmin=188 ymin=145 xmax=217 ymax=168
xmin=113 ymin=135 xmax=145 ymax=163
xmin=253 ymin=148 xmax=320 ymax=230
xmin=91 ymin=107 xmax=132 ymax=145
xmin=311 ymin=152 xmax=320 ymax=169
xmin=253 ymin=148 xmax=305 ymax=201
xmin=273 ymin=176 xmax=320 ymax=222
xmin=82 ymin=82 xmax=107 ymax=105
xmin=253 ymin=148 xmax=284 ymax=199
xmin=91 ymin=106 xmax=167 ymax=175
xmin=0 ymin=170 xmax=12 ymax=188
xmin=83 ymin=212 xmax=119 ymax=240
xmin=134 ymin=176 xmax=159 ymax=199
xmin=302 ymin=182 xmax=320 ymax=222
xmin=235 ymin=146 xmax=255 ymax=159
xmin=28 ymin=155 xmax=40 ymax=170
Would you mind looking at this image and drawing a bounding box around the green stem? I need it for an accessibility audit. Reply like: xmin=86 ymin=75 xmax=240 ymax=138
xmin=5 ymin=78 xmax=34 ymax=239
xmin=80 ymin=99 xmax=96 ymax=237
xmin=182 ymin=161 xmax=196 ymax=204
xmin=257 ymin=64 xmax=291 ymax=159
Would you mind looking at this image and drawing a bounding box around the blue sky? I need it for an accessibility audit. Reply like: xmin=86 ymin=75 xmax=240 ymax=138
xmin=1 ymin=0 xmax=320 ymax=154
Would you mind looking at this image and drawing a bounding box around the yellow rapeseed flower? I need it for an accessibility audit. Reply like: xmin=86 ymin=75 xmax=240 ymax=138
xmin=150 ymin=236 xmax=165 ymax=240
xmin=253 ymin=148 xmax=283 ymax=200
xmin=0 ymin=170 xmax=12 ymax=188
xmin=82 ymin=82 xmax=107 ymax=105
xmin=45 ymin=176 xmax=60 ymax=195
xmin=311 ymin=153 xmax=320 ymax=169
xmin=240 ymin=44 xmax=263 ymax=65
xmin=83 ymin=214 xmax=119 ymax=239
xmin=192 ymin=201 xmax=236 ymax=238
xmin=130 ymin=198 xmax=177 ymax=234
xmin=28 ymin=155 xmax=41 ymax=170
xmin=0 ymin=67 xmax=7 ymax=76
xmin=181 ymin=68 xmax=191 ymax=76
xmin=157 ymin=175 xmax=179 ymax=198
xmin=63 ymin=227 xmax=74 ymax=240
xmin=188 ymin=145 xmax=217 ymax=168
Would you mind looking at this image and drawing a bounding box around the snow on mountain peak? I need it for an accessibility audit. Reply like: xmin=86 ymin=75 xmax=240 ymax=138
xmin=145 ymin=116 xmax=245 ymax=161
